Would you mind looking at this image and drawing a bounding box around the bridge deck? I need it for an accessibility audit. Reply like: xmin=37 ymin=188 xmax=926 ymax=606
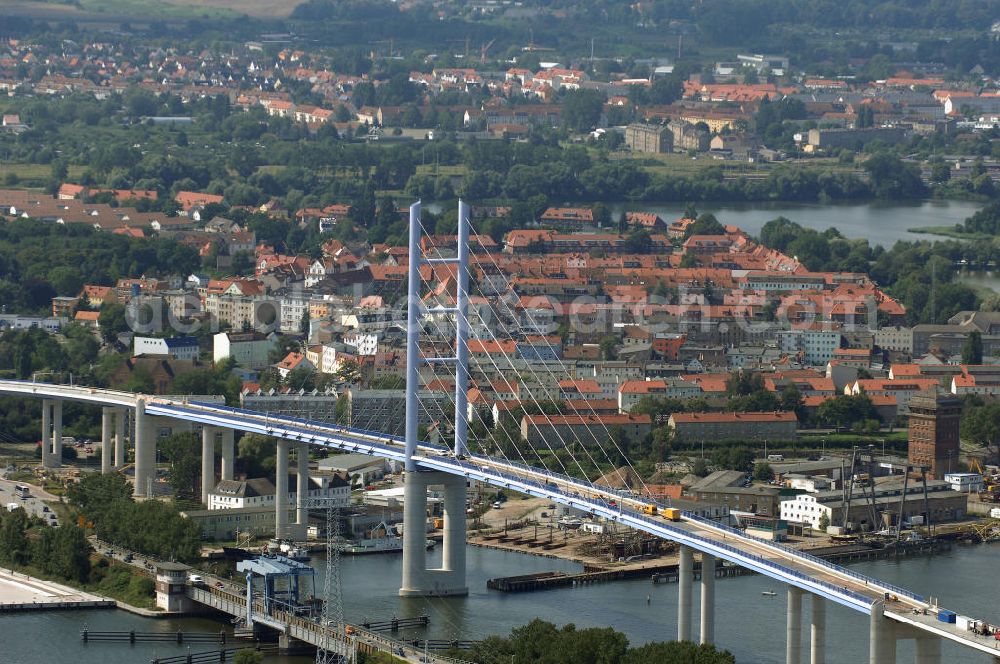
xmin=1 ymin=381 xmax=996 ymax=656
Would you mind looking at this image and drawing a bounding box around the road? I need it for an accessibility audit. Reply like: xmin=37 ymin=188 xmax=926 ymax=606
xmin=0 ymin=478 xmax=60 ymax=526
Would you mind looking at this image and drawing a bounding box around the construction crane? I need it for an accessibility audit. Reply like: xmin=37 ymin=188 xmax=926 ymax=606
xmin=446 ymin=37 xmax=471 ymax=58
xmin=480 ymin=39 xmax=495 ymax=64
xmin=840 ymin=448 xmax=932 ymax=541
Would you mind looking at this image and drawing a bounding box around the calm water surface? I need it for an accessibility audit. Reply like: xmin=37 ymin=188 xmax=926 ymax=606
xmin=607 ymin=200 xmax=983 ymax=250
xmin=3 ymin=543 xmax=999 ymax=664
xmin=429 ymin=199 xmax=981 ymax=248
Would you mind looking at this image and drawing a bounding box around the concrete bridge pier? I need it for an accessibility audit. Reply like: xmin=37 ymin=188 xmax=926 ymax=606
xmin=132 ymin=399 xmax=156 ymax=498
xmin=51 ymin=400 xmax=62 ymax=467
xmin=221 ymin=428 xmax=234 ymax=481
xmin=700 ymin=552 xmax=715 ymax=645
xmin=295 ymin=442 xmax=309 ymax=540
xmin=869 ymin=600 xmax=897 ymax=664
xmin=277 ymin=632 xmax=312 ymax=655
xmin=441 ymin=474 xmax=467 ymax=589
xmin=101 ymin=407 xmax=114 ymax=474
xmin=810 ymin=594 xmax=825 ymax=664
xmin=399 ymin=471 xmax=467 ymax=597
xmin=41 ymin=398 xmax=52 ymax=468
xmin=114 ymin=408 xmax=126 ymax=468
xmin=41 ymin=399 xmax=63 ymax=469
xmin=275 ymin=439 xmax=289 ymax=539
xmin=787 ymin=586 xmax=803 ymax=664
xmin=201 ymin=426 xmax=217 ymax=505
xmin=677 ymin=544 xmax=693 ymax=642
xmin=913 ymin=631 xmax=941 ymax=664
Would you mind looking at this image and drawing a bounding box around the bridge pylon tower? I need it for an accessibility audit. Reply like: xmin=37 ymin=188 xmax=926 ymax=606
xmin=399 ymin=200 xmax=470 ymax=597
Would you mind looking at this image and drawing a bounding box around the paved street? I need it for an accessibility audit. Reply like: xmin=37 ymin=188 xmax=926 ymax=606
xmin=0 ymin=477 xmax=60 ymax=526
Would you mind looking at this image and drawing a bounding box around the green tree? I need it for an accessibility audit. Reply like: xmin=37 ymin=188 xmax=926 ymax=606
xmin=98 ymin=303 xmax=129 ymax=345
xmin=753 ymin=462 xmax=773 ymax=482
xmin=683 ymin=213 xmax=725 ymax=238
xmin=962 ymin=331 xmax=983 ymax=365
xmin=67 ymin=472 xmax=132 ymax=515
xmin=233 ymin=651 xmax=264 ymax=664
xmin=0 ymin=508 xmax=30 ymax=565
xmin=237 ymin=433 xmax=278 ymax=480
xmin=160 ymin=432 xmax=201 ymax=501
xmin=562 ymin=90 xmax=606 ymax=132
xmin=818 ymin=512 xmax=831 ymax=532
xmin=962 ymin=403 xmax=1000 ymax=460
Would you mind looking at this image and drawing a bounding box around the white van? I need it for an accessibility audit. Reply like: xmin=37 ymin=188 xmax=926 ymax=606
xmin=188 ymin=574 xmax=205 ymax=585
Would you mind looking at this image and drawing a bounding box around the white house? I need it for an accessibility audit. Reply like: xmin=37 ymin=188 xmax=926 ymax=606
xmin=213 ymin=331 xmax=277 ymax=369
xmin=133 ymin=336 xmax=200 ymax=361
xmin=208 ymin=472 xmax=349 ymax=511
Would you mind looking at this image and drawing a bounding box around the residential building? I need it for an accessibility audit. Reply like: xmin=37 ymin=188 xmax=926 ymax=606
xmin=213 ymin=331 xmax=278 ymax=370
xmin=668 ymin=120 xmax=710 ymax=151
xmin=347 ymin=388 xmax=450 ymax=437
xmin=668 ymin=411 xmax=797 ymax=442
xmin=776 ymin=328 xmax=841 ymax=366
xmin=874 ymin=326 xmax=912 ymax=354
xmin=618 ymin=379 xmax=703 ymax=413
xmin=207 ymin=472 xmax=350 ymax=511
xmin=133 ymin=336 xmax=200 ymax=361
xmin=689 ymin=470 xmax=782 ymax=517
xmin=241 ymin=388 xmax=341 ymax=422
xmin=806 ymin=127 xmax=907 ymax=150
xmin=625 ymin=123 xmax=672 ymax=153
xmin=51 ymin=296 xmax=79 ymax=318
xmin=520 ymin=413 xmax=651 ymax=449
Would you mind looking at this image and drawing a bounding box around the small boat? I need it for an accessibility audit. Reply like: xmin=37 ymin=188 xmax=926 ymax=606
xmin=761 ymin=590 xmax=777 ymax=597
xmin=335 ymin=521 xmax=435 ymax=555
xmin=557 ymin=517 xmax=583 ymax=530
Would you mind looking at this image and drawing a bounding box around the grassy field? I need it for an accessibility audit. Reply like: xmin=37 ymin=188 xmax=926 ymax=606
xmin=162 ymin=0 xmax=300 ymax=18
xmin=414 ymin=164 xmax=468 ymax=177
xmin=907 ymin=225 xmax=990 ymax=241
xmin=0 ymin=163 xmax=86 ymax=183
xmin=0 ymin=0 xmax=296 ymax=20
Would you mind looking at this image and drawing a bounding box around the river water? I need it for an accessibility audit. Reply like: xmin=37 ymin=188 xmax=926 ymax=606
xmin=4 ymin=542 xmax=999 ymax=664
xmin=607 ymin=200 xmax=983 ymax=250
xmin=426 ymin=199 xmax=982 ymax=249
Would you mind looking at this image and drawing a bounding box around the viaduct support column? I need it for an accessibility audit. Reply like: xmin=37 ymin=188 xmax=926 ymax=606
xmin=869 ymin=600 xmax=897 ymax=664
xmin=221 ymin=429 xmax=235 ymax=481
xmin=41 ymin=399 xmax=52 ymax=468
xmin=114 ymin=409 xmax=126 ymax=468
xmin=50 ymin=400 xmax=62 ymax=468
xmin=810 ymin=594 xmax=826 ymax=664
xmin=787 ymin=586 xmax=803 ymax=664
xmin=914 ymin=633 xmax=941 ymax=664
xmin=400 ymin=471 xmax=429 ymax=596
xmin=201 ymin=426 xmax=216 ymax=505
xmin=275 ymin=439 xmax=289 ymax=539
xmin=677 ymin=544 xmax=693 ymax=642
xmin=700 ymin=553 xmax=716 ymax=645
xmin=133 ymin=400 xmax=154 ymax=498
xmin=399 ymin=471 xmax=467 ymax=597
xmin=101 ymin=407 xmax=113 ymax=474
xmin=296 ymin=442 xmax=309 ymax=539
xmin=441 ymin=476 xmax=468 ymax=595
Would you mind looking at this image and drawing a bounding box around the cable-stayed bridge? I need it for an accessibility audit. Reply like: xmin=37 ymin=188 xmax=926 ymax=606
xmin=3 ymin=201 xmax=996 ymax=663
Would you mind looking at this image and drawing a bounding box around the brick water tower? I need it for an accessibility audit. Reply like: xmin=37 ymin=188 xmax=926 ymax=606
xmin=907 ymin=389 xmax=962 ymax=479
